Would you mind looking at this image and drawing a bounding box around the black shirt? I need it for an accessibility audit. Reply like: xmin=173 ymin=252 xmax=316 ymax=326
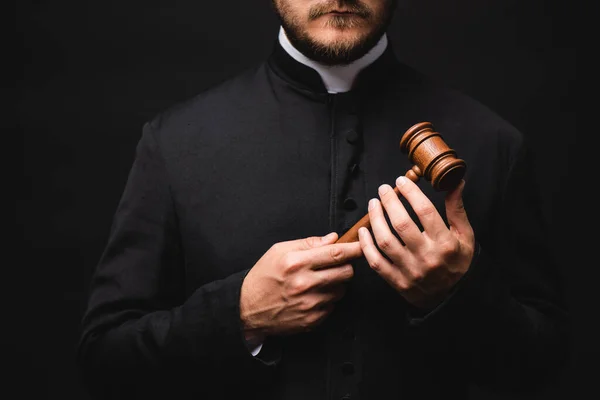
xmin=77 ymin=36 xmax=569 ymax=400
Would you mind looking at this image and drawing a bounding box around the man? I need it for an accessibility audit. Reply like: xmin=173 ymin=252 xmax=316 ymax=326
xmin=77 ymin=1 xmax=569 ymax=399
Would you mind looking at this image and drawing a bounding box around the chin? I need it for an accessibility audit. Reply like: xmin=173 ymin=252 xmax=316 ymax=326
xmin=310 ymin=27 xmax=368 ymax=47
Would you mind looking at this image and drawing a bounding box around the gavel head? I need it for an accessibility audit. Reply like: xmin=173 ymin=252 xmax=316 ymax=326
xmin=399 ymin=122 xmax=467 ymax=191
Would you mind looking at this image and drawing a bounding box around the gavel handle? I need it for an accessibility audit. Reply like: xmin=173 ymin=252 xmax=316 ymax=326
xmin=335 ymin=170 xmax=420 ymax=244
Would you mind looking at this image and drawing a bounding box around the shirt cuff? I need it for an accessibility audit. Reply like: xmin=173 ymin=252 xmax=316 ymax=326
xmin=243 ymin=335 xmax=264 ymax=356
xmin=249 ymin=342 xmax=263 ymax=357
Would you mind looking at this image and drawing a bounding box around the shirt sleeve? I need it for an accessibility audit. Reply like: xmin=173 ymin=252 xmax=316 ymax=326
xmin=76 ymin=121 xmax=281 ymax=397
xmin=403 ymin=137 xmax=570 ymax=394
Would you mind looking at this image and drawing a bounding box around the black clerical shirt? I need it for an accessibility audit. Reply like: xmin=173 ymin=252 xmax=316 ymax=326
xmin=77 ymin=32 xmax=569 ymax=400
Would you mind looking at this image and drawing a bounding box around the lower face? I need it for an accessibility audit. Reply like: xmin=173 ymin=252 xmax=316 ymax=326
xmin=273 ymin=0 xmax=397 ymax=65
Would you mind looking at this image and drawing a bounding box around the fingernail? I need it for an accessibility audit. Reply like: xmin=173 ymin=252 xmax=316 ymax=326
xmin=396 ymin=176 xmax=407 ymax=186
xmin=358 ymin=227 xmax=367 ymax=238
xmin=368 ymin=198 xmax=377 ymax=210
xmin=378 ymin=184 xmax=390 ymax=195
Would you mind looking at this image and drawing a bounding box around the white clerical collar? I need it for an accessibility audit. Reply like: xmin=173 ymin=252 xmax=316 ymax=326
xmin=278 ymin=26 xmax=388 ymax=94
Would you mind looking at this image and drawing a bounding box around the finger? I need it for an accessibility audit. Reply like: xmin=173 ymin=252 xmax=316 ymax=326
xmin=282 ymin=232 xmax=339 ymax=251
xmin=311 ymin=263 xmax=354 ymax=288
xmin=445 ymin=179 xmax=474 ymax=241
xmin=395 ymin=176 xmax=448 ymax=241
xmin=368 ymin=197 xmax=405 ymax=259
xmin=304 ymin=241 xmax=363 ymax=270
xmin=296 ymin=300 xmax=335 ymax=333
xmin=358 ymin=227 xmax=407 ymax=292
xmin=314 ymin=284 xmax=347 ymax=304
xmin=329 ymin=284 xmax=347 ymax=302
xmin=377 ymin=183 xmax=422 ymax=248
xmin=308 ymin=303 xmax=335 ymax=328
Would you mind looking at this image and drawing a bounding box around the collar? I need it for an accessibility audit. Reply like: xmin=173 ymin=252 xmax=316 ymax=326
xmin=277 ymin=26 xmax=388 ymax=94
xmin=267 ymin=27 xmax=401 ymax=96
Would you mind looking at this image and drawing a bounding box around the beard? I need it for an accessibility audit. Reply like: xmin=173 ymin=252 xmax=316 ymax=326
xmin=272 ymin=0 xmax=397 ymax=66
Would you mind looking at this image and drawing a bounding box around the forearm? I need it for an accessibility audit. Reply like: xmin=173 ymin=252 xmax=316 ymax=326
xmin=78 ymin=269 xmax=279 ymax=393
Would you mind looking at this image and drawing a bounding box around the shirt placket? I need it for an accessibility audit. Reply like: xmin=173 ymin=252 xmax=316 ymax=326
xmin=326 ymin=91 xmax=366 ymax=400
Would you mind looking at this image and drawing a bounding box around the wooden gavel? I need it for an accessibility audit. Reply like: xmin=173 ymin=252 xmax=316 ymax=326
xmin=336 ymin=121 xmax=467 ymax=243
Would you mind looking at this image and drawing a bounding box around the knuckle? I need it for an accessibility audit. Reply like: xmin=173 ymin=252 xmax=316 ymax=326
xmin=299 ymin=299 xmax=315 ymax=312
xmin=282 ymin=253 xmax=302 ymax=272
xmin=414 ymin=203 xmax=436 ymax=218
xmin=439 ymin=239 xmax=460 ymax=257
xmin=329 ymin=246 xmax=345 ymax=263
xmin=421 ymin=253 xmax=440 ymax=270
xmin=305 ymin=236 xmax=320 ymax=248
xmin=378 ymin=235 xmax=395 ymax=251
xmin=411 ymin=270 xmax=426 ymax=284
xmin=369 ymin=259 xmax=381 ymax=272
xmin=290 ymin=276 xmax=310 ymax=295
xmin=392 ymin=219 xmax=413 ymax=234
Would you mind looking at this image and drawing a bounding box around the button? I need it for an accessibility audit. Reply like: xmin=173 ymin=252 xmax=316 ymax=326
xmin=341 ymin=394 xmax=352 ymax=400
xmin=345 ymin=129 xmax=359 ymax=144
xmin=349 ymin=163 xmax=359 ymax=175
xmin=343 ymin=198 xmax=357 ymax=211
xmin=341 ymin=362 xmax=355 ymax=375
xmin=342 ymin=327 xmax=355 ymax=340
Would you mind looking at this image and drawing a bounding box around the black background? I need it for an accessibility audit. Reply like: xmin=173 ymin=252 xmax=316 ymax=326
xmin=17 ymin=1 xmax=581 ymax=399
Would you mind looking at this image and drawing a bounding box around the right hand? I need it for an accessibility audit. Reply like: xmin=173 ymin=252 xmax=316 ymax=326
xmin=240 ymin=232 xmax=362 ymax=340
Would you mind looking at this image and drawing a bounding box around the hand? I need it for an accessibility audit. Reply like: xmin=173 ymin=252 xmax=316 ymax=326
xmin=358 ymin=177 xmax=475 ymax=310
xmin=240 ymin=232 xmax=362 ymax=340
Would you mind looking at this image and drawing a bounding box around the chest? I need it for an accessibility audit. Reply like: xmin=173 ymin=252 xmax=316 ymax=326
xmin=166 ymin=93 xmax=495 ymax=294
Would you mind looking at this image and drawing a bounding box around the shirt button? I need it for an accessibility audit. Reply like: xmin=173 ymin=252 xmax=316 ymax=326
xmin=349 ymin=163 xmax=360 ymax=175
xmin=343 ymin=198 xmax=357 ymax=211
xmin=346 ymin=129 xmax=359 ymax=144
xmin=342 ymin=327 xmax=355 ymax=340
xmin=341 ymin=362 xmax=355 ymax=375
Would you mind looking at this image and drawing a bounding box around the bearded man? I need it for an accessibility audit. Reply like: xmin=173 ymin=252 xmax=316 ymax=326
xmin=77 ymin=1 xmax=569 ymax=399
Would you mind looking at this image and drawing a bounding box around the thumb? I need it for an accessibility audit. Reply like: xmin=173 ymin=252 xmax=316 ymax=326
xmin=284 ymin=232 xmax=339 ymax=251
xmin=445 ymin=180 xmax=473 ymax=239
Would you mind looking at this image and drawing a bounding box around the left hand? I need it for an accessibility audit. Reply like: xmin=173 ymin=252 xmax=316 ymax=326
xmin=358 ymin=176 xmax=475 ymax=310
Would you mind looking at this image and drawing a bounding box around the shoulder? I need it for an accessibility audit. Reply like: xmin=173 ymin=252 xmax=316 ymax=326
xmin=385 ymin=61 xmax=526 ymax=171
xmin=398 ymin=63 xmax=522 ymax=144
xmin=143 ymin=62 xmax=267 ymax=143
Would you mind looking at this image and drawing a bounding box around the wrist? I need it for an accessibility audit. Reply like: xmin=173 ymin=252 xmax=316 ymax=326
xmin=239 ymin=280 xmax=266 ymax=343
